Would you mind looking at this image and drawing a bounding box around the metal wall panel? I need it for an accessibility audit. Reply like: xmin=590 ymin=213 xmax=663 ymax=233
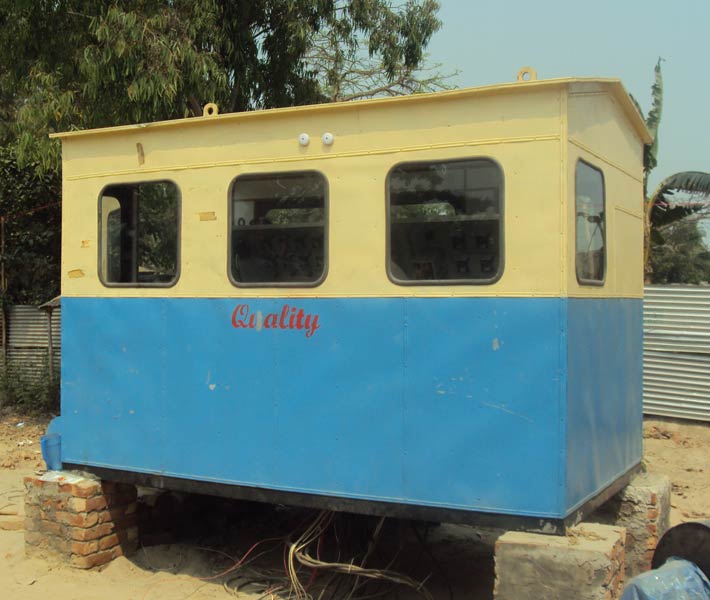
xmin=644 ymin=286 xmax=710 ymax=421
xmin=4 ymin=305 xmax=60 ymax=381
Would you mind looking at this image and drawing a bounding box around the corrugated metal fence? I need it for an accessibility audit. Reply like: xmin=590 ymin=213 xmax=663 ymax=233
xmin=2 ymin=305 xmax=60 ymax=381
xmin=643 ymin=285 xmax=710 ymax=421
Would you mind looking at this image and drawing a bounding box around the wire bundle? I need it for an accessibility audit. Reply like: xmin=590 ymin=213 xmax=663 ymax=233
xmin=219 ymin=509 xmax=435 ymax=600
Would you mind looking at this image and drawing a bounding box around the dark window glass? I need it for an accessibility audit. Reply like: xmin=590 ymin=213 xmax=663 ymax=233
xmin=575 ymin=161 xmax=605 ymax=283
xmin=388 ymin=159 xmax=503 ymax=283
xmin=230 ymin=172 xmax=326 ymax=285
xmin=99 ymin=181 xmax=179 ymax=285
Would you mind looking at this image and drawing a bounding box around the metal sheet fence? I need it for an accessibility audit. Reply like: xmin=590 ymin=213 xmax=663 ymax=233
xmin=644 ymin=285 xmax=710 ymax=421
xmin=3 ymin=305 xmax=60 ymax=382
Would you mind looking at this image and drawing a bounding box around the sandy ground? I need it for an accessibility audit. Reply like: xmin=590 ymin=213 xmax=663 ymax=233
xmin=0 ymin=411 xmax=707 ymax=600
xmin=642 ymin=418 xmax=710 ymax=525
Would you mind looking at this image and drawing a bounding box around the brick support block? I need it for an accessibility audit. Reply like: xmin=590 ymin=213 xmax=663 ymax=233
xmin=24 ymin=472 xmax=139 ymax=569
xmin=591 ymin=472 xmax=671 ymax=578
xmin=494 ymin=523 xmax=626 ymax=600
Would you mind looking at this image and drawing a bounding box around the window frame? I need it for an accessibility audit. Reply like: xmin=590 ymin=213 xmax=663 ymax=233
xmin=574 ymin=159 xmax=607 ymax=287
xmin=227 ymin=170 xmax=329 ymax=289
xmin=97 ymin=179 xmax=182 ymax=289
xmin=385 ymin=156 xmax=505 ymax=286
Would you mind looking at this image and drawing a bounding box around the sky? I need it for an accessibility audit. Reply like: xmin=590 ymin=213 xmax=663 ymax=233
xmin=426 ymin=0 xmax=710 ymax=192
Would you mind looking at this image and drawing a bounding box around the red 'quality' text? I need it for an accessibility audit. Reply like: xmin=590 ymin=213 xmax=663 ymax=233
xmin=231 ymin=304 xmax=320 ymax=339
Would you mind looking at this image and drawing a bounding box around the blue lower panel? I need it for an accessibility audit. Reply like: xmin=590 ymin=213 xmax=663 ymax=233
xmin=565 ymin=298 xmax=643 ymax=511
xmin=60 ymin=297 xmax=567 ymax=517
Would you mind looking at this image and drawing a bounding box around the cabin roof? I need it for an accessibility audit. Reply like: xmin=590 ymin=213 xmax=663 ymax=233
xmin=49 ymin=77 xmax=652 ymax=145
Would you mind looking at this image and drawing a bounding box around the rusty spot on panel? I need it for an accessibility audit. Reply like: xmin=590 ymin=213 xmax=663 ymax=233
xmin=81 ymin=240 xmax=90 ymax=248
xmin=492 ymin=338 xmax=500 ymax=351
xmin=198 ymin=211 xmax=217 ymax=221
xmin=68 ymin=269 xmax=85 ymax=279
xmin=136 ymin=142 xmax=145 ymax=165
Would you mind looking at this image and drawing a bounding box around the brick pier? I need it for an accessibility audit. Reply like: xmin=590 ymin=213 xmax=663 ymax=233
xmin=24 ymin=472 xmax=139 ymax=569
xmin=592 ymin=472 xmax=671 ymax=577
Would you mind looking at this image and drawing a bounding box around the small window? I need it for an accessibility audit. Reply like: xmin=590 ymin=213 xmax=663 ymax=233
xmin=230 ymin=171 xmax=327 ymax=286
xmin=388 ymin=158 xmax=503 ymax=283
xmin=575 ymin=161 xmax=605 ymax=284
xmin=99 ymin=181 xmax=179 ymax=286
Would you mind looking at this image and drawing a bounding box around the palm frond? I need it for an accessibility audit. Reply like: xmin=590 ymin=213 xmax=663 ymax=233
xmin=644 ymin=57 xmax=663 ymax=197
xmin=654 ymin=171 xmax=710 ymax=197
xmin=649 ymin=171 xmax=710 ymax=228
xmin=643 ymin=58 xmax=664 ymax=181
xmin=646 ymin=58 xmax=664 ymax=143
xmin=651 ymin=203 xmax=698 ymax=228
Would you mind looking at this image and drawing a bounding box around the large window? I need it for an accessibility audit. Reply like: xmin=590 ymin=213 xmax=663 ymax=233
xmin=230 ymin=171 xmax=327 ymax=286
xmin=387 ymin=158 xmax=503 ymax=284
xmin=99 ymin=181 xmax=179 ymax=286
xmin=575 ymin=161 xmax=605 ymax=284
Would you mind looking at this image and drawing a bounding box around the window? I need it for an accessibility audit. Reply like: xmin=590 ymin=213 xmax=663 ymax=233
xmin=230 ymin=171 xmax=327 ymax=286
xmin=99 ymin=181 xmax=179 ymax=286
xmin=388 ymin=158 xmax=503 ymax=283
xmin=575 ymin=161 xmax=605 ymax=284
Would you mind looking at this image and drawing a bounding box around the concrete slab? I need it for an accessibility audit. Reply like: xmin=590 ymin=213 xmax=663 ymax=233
xmin=494 ymin=523 xmax=626 ymax=600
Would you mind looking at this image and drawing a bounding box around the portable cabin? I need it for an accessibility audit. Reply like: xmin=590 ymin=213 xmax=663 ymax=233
xmin=49 ymin=72 xmax=651 ymax=532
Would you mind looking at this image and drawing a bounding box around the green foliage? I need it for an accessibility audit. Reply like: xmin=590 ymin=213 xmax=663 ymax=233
xmin=0 ymin=147 xmax=60 ymax=304
xmin=1 ymin=0 xmax=443 ymax=174
xmin=307 ymin=0 xmax=446 ymax=101
xmin=0 ymin=363 xmax=60 ymax=412
xmin=0 ymin=0 xmax=443 ymax=302
xmin=650 ymin=219 xmax=710 ymax=284
xmin=81 ymin=4 xmax=228 ymax=125
xmin=640 ymin=59 xmax=710 ymax=282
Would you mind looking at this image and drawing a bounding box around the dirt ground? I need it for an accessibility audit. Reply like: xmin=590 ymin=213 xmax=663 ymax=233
xmin=0 ymin=411 xmax=707 ymax=600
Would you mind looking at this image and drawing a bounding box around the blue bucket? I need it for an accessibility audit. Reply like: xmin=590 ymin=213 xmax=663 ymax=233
xmin=40 ymin=433 xmax=62 ymax=471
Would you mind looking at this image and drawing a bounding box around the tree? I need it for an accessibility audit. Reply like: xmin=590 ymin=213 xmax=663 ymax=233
xmin=1 ymin=0 xmax=444 ymax=172
xmin=304 ymin=2 xmax=453 ymax=102
xmin=0 ymin=147 xmax=61 ymax=304
xmin=650 ymin=219 xmax=710 ymax=284
xmin=639 ymin=59 xmax=710 ymax=282
xmin=0 ymin=0 xmax=445 ymax=302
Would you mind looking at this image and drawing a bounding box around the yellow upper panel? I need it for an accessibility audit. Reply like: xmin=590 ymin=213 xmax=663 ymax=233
xmin=568 ymin=83 xmax=647 ymax=181
xmin=565 ymin=146 xmax=644 ymax=298
xmin=59 ymin=86 xmax=563 ymax=182
xmin=566 ymin=82 xmax=646 ymax=299
xmin=58 ymin=77 xmax=648 ymax=299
